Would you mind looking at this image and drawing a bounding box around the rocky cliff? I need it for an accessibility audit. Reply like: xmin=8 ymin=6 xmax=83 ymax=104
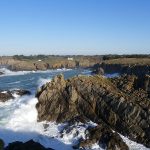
xmin=92 ymin=62 xmax=150 ymax=95
xmin=36 ymin=74 xmax=150 ymax=149
xmin=0 ymin=56 xmax=101 ymax=71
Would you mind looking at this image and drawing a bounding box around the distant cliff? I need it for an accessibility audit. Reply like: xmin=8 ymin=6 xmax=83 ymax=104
xmin=0 ymin=56 xmax=102 ymax=71
xmin=92 ymin=58 xmax=150 ymax=97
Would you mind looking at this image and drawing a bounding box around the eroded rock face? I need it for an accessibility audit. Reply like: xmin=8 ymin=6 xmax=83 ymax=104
xmin=36 ymin=74 xmax=150 ymax=149
xmin=4 ymin=140 xmax=53 ymax=150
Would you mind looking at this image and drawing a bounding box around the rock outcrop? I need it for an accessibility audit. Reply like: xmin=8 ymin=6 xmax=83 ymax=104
xmin=0 ymin=91 xmax=14 ymax=102
xmin=93 ymin=63 xmax=150 ymax=94
xmin=0 ymin=89 xmax=31 ymax=102
xmin=4 ymin=140 xmax=53 ymax=150
xmin=36 ymin=74 xmax=150 ymax=149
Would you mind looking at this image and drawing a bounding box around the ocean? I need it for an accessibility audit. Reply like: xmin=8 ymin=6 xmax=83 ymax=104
xmin=0 ymin=68 xmax=149 ymax=150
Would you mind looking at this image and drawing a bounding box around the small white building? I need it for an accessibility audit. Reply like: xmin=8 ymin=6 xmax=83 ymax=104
xmin=67 ymin=57 xmax=73 ymax=61
xmin=38 ymin=59 xmax=42 ymax=62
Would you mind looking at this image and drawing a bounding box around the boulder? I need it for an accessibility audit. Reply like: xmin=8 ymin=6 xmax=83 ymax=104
xmin=36 ymin=74 xmax=150 ymax=148
xmin=4 ymin=140 xmax=53 ymax=150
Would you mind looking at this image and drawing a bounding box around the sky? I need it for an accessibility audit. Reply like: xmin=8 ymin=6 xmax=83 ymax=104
xmin=0 ymin=0 xmax=150 ymax=55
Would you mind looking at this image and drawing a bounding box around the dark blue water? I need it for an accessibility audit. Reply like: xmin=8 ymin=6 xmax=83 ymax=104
xmin=0 ymin=68 xmax=91 ymax=92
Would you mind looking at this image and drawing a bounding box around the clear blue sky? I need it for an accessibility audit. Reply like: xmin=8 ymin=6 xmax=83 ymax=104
xmin=0 ymin=0 xmax=150 ymax=55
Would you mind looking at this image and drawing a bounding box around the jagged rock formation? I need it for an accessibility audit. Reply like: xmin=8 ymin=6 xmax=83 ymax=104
xmin=4 ymin=140 xmax=54 ymax=150
xmin=0 ymin=89 xmax=31 ymax=102
xmin=36 ymin=74 xmax=150 ymax=149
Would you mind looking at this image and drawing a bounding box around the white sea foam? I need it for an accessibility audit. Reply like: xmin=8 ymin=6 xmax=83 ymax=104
xmin=121 ymin=135 xmax=150 ymax=150
xmin=0 ymin=68 xmax=72 ymax=77
xmin=0 ymin=68 xmax=31 ymax=76
xmin=37 ymin=78 xmax=51 ymax=88
xmin=105 ymin=73 xmax=120 ymax=78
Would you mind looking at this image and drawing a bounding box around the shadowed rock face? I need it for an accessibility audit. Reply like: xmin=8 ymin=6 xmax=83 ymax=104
xmin=0 ymin=139 xmax=4 ymax=150
xmin=144 ymin=75 xmax=150 ymax=95
xmin=36 ymin=74 xmax=150 ymax=149
xmin=4 ymin=140 xmax=54 ymax=150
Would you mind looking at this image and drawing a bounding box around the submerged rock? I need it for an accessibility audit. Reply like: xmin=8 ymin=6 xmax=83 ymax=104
xmin=0 ymin=72 xmax=4 ymax=75
xmin=11 ymin=89 xmax=31 ymax=96
xmin=4 ymin=140 xmax=53 ymax=150
xmin=0 ymin=91 xmax=14 ymax=102
xmin=0 ymin=89 xmax=31 ymax=102
xmin=36 ymin=74 xmax=150 ymax=148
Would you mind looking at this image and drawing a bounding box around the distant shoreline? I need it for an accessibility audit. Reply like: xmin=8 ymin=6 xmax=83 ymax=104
xmin=0 ymin=55 xmax=150 ymax=71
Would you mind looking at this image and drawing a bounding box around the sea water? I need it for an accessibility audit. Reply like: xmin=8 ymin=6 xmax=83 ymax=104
xmin=0 ymin=68 xmax=149 ymax=150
